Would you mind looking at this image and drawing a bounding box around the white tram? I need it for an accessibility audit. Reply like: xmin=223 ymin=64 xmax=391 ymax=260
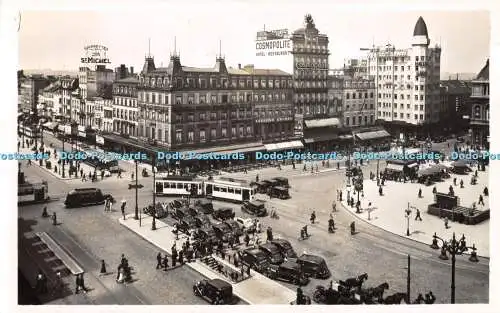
xmin=153 ymin=176 xmax=256 ymax=203
xmin=154 ymin=175 xmax=204 ymax=197
xmin=204 ymin=177 xmax=256 ymax=203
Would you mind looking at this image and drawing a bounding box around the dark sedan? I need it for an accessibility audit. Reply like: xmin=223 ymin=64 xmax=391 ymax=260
xmin=271 ymin=239 xmax=298 ymax=258
xmin=258 ymin=242 xmax=284 ymax=265
xmin=212 ymin=223 xmax=234 ymax=242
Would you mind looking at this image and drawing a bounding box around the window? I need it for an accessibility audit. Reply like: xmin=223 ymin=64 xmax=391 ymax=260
xmin=246 ymin=126 xmax=251 ymax=135
xmin=474 ymin=105 xmax=481 ymax=118
xmin=231 ymin=126 xmax=236 ymax=137
xmin=176 ymin=130 xmax=182 ymax=142
xmin=176 ymin=96 xmax=182 ymax=104
xmin=414 ymin=114 xmax=418 ymax=119
xmin=346 ymin=93 xmax=350 ymax=99
xmin=420 ymin=95 xmax=424 ymax=101
xmin=415 ymin=95 xmax=418 ymax=100
xmin=200 ymin=95 xmax=206 ymax=103
xmin=222 ymin=127 xmax=227 ymax=137
xmin=199 ymin=112 xmax=206 ymax=121
xmin=420 ymin=105 xmax=424 ymax=111
xmin=210 ymin=128 xmax=216 ymax=138
xmin=415 ymin=86 xmax=419 ymax=91
xmin=211 ymin=112 xmax=217 ymax=120
xmin=188 ymin=96 xmax=194 ymax=104
xmin=222 ymin=95 xmax=228 ymax=103
xmin=345 ymin=117 xmax=349 ymax=126
xmin=239 ymin=126 xmax=244 ymax=136
xmin=187 ymin=131 xmax=194 ymax=142
xmin=211 ymin=95 xmax=217 ymax=103
xmin=199 ymin=130 xmax=206 ymax=141
xmin=420 ymin=114 xmax=423 ymax=120
xmin=370 ymin=92 xmax=374 ymax=98
xmin=188 ymin=114 xmax=194 ymax=122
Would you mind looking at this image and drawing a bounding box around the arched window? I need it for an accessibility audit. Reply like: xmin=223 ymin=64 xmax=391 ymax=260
xmin=474 ymin=105 xmax=481 ymax=118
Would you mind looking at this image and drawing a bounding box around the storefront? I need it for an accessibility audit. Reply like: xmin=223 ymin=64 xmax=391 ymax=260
xmin=303 ymin=117 xmax=344 ymax=152
xmin=354 ymin=129 xmax=391 ymax=151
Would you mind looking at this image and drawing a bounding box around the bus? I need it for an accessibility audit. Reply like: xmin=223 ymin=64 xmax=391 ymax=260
xmin=81 ymin=149 xmax=120 ymax=172
xmin=204 ymin=177 xmax=256 ymax=203
xmin=18 ymin=181 xmax=49 ymax=204
xmin=155 ymin=175 xmax=204 ymax=197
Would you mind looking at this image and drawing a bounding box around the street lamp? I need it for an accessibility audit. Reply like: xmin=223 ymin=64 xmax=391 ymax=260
xmin=151 ymin=155 xmax=157 ymax=231
xmin=61 ymin=136 xmax=66 ymax=178
xmin=405 ymin=205 xmax=412 ymax=236
xmin=134 ymin=159 xmax=139 ymax=220
xmin=429 ymin=232 xmax=479 ymax=303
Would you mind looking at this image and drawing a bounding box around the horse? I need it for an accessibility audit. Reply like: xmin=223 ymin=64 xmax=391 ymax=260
xmin=360 ymin=282 xmax=389 ymax=303
xmin=339 ymin=273 xmax=368 ymax=290
xmin=383 ymin=292 xmax=408 ymax=304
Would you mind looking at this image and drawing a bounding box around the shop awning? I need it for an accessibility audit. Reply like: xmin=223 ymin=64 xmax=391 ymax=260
xmin=304 ymin=118 xmax=341 ymax=129
xmin=355 ymin=130 xmax=391 ymax=141
xmin=407 ymin=162 xmax=419 ymax=168
xmin=42 ymin=122 xmax=58 ymax=130
xmin=339 ymin=134 xmax=353 ymax=140
xmin=385 ymin=163 xmax=404 ymax=172
xmin=265 ymin=140 xmax=304 ymax=152
xmin=304 ymin=133 xmax=339 ymax=144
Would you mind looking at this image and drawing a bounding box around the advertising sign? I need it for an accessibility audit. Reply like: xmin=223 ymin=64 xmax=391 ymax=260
xmin=96 ymin=135 xmax=105 ymax=145
xmin=81 ymin=44 xmax=111 ymax=64
xmin=255 ymin=39 xmax=292 ymax=57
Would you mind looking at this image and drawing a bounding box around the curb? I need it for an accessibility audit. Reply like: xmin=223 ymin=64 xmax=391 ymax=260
xmin=30 ymin=162 xmax=76 ymax=181
xmin=339 ymin=192 xmax=489 ymax=259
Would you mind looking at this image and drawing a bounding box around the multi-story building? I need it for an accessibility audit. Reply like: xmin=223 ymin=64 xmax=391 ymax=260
xmin=38 ymin=81 xmax=62 ymax=118
xmin=439 ymin=79 xmax=472 ymax=133
xmin=470 ymin=59 xmax=489 ymax=148
xmin=113 ymin=76 xmax=139 ymax=136
xmin=78 ymin=65 xmax=114 ymax=128
xmin=18 ymin=75 xmax=51 ymax=114
xmin=135 ymin=52 xmax=294 ymax=153
xmin=102 ymin=98 xmax=114 ymax=132
xmin=291 ymin=15 xmax=330 ymax=135
xmin=60 ymin=77 xmax=79 ymax=122
xmin=342 ymin=77 xmax=376 ymax=128
xmin=360 ymin=17 xmax=442 ymax=139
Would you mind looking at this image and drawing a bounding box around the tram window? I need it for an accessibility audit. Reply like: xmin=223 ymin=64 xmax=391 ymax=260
xmin=228 ymin=188 xmax=234 ymax=193
xmin=220 ymin=188 xmax=227 ymax=193
xmin=235 ymin=188 xmax=241 ymax=194
xmin=214 ymin=186 xmax=220 ymax=191
xmin=177 ymin=183 xmax=183 ymax=189
xmin=164 ymin=182 xmax=170 ymax=188
xmin=184 ymin=183 xmax=189 ymax=189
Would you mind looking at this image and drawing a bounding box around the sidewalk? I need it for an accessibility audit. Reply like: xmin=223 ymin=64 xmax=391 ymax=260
xmin=341 ymin=169 xmax=490 ymax=257
xmin=119 ymin=214 xmax=296 ymax=304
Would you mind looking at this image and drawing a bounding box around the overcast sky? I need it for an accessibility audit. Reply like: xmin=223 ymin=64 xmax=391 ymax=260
xmin=18 ymin=3 xmax=490 ymax=75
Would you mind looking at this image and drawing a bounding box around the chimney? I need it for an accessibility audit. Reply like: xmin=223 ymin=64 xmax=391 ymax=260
xmin=130 ymin=66 xmax=134 ymax=75
xmin=238 ymin=64 xmax=241 ymax=69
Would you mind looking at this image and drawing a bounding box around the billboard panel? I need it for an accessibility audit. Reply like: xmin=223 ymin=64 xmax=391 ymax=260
xmin=255 ymin=39 xmax=292 ymax=57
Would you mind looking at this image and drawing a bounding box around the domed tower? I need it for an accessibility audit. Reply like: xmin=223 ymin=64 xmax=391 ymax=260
xmin=412 ymin=16 xmax=430 ymax=47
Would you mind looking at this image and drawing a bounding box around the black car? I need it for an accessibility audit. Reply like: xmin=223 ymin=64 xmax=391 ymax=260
xmin=273 ymin=177 xmax=290 ymax=188
xmin=171 ymin=207 xmax=191 ymax=220
xmin=212 ymin=223 xmax=234 ymax=242
xmin=271 ymin=239 xmax=298 ymax=259
xmin=171 ymin=199 xmax=185 ymax=208
xmin=258 ymin=243 xmax=284 ymax=265
xmin=265 ymin=261 xmax=310 ymax=286
xmin=241 ymin=200 xmax=267 ymax=217
xmin=296 ymin=254 xmax=331 ymax=279
xmin=194 ymin=227 xmax=218 ymax=243
xmin=64 ymin=188 xmax=108 ymax=208
xmin=212 ymin=207 xmax=235 ymax=221
xmin=193 ymin=278 xmax=235 ymax=305
xmin=239 ymin=248 xmax=271 ymax=273
xmin=267 ymin=186 xmax=290 ymax=199
xmin=194 ymin=214 xmax=211 ymax=228
xmin=194 ymin=199 xmax=214 ymax=214
xmin=175 ymin=216 xmax=199 ymax=234
xmin=224 ymin=219 xmax=243 ymax=237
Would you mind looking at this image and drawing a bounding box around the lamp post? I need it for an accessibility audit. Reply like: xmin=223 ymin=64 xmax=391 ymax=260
xmin=429 ymin=232 xmax=479 ymax=303
xmin=134 ymin=159 xmax=139 ymax=220
xmin=405 ymin=203 xmax=412 ymax=236
xmin=151 ymin=155 xmax=157 ymax=231
xmin=61 ymin=136 xmax=66 ymax=178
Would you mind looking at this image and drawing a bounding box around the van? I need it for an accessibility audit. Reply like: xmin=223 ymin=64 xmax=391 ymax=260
xmin=64 ymin=188 xmax=108 ymax=208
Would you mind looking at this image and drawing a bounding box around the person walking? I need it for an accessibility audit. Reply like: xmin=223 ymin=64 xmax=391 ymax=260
xmin=418 ymin=188 xmax=422 ymax=198
xmin=75 ymin=274 xmax=81 ymax=294
xmin=52 ymin=212 xmax=57 ymax=225
xmin=121 ymin=200 xmax=126 ymax=219
xmin=444 ymin=216 xmax=449 ymax=229
xmin=156 ymin=252 xmax=163 ymax=269
xmin=100 ymin=260 xmax=107 ymax=275
xmin=79 ymin=274 xmax=88 ymax=293
xmin=310 ymin=211 xmax=316 ymax=224
xmin=103 ymin=198 xmax=109 ymax=213
xmin=478 ymin=194 xmax=484 ymax=206
xmin=162 ymin=255 xmax=169 ymax=271
xmin=332 ymin=201 xmax=337 ymax=212
xmin=415 ymin=209 xmax=422 ymax=221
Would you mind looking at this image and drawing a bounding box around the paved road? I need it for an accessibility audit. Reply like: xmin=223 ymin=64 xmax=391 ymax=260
xmin=19 ymin=163 xmax=208 ymax=305
xmin=28 ymin=134 xmax=489 ymax=304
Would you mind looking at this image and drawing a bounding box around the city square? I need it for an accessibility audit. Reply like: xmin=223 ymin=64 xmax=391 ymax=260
xmin=10 ymin=5 xmax=491 ymax=307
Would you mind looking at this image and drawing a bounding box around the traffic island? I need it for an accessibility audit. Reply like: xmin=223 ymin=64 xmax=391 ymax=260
xmin=119 ymin=214 xmax=296 ymax=304
xmin=340 ymin=173 xmax=489 ymax=257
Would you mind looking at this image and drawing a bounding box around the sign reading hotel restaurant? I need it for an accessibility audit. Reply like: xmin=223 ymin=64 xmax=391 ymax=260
xmin=255 ymin=28 xmax=292 ymax=57
xmin=81 ymin=44 xmax=111 ymax=64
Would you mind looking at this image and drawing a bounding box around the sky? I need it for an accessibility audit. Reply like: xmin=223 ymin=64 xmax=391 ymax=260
xmin=17 ymin=2 xmax=490 ymax=76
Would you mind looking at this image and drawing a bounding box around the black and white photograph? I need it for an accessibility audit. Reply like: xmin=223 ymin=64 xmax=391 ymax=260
xmin=0 ymin=0 xmax=496 ymax=310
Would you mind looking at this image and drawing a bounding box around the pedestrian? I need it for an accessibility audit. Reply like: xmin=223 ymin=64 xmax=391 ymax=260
xmin=479 ymin=194 xmax=484 ymax=206
xmin=453 ymin=177 xmax=457 ymax=186
xmin=425 ymin=291 xmax=436 ymax=304
xmin=52 ymin=212 xmax=57 ymax=225
xmin=118 ymin=169 xmax=122 ymax=178
xmin=103 ymin=198 xmax=109 ymax=212
xmin=444 ymin=217 xmax=449 ymax=229
xmin=121 ymin=200 xmax=126 ymax=219
xmin=484 ymin=186 xmax=489 ymax=196
xmin=432 ymin=186 xmax=437 ymax=194
xmin=418 ymin=188 xmax=422 ymax=198
xmin=131 ymin=172 xmax=134 ymax=180
xmin=256 ymin=174 xmax=259 ymax=182
xmin=460 ymin=179 xmax=464 ymax=188
xmin=79 ymin=274 xmax=88 ymax=293
xmin=42 ymin=206 xmax=49 ymax=218
xmin=379 ymin=186 xmax=383 ymax=196
xmin=156 ymin=252 xmax=163 ymax=269
xmin=162 ymin=255 xmax=169 ymax=271
xmin=310 ymin=211 xmax=316 ymax=224
xmin=339 ymin=190 xmax=342 ymax=201
xmin=100 ymin=259 xmax=107 ymax=275
xmin=415 ymin=209 xmax=422 ymax=221
xmin=266 ymin=227 xmax=273 ymax=242
xmin=244 ymin=233 xmax=250 ymax=246
xmin=332 ymin=202 xmax=337 ymax=212
xmin=178 ymin=250 xmax=184 ymax=265
xmin=75 ymin=274 xmax=81 ymax=294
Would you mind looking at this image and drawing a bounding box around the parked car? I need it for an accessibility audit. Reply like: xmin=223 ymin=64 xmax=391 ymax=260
xmin=258 ymin=242 xmax=284 ymax=265
xmin=241 ymin=199 xmax=267 ymax=217
xmin=271 ymin=239 xmax=298 ymax=259
xmin=239 ymin=248 xmax=271 ymax=273
xmin=212 ymin=223 xmax=234 ymax=242
xmin=175 ymin=216 xmax=199 ymax=234
xmin=193 ymin=279 xmax=235 ymax=305
xmin=212 ymin=207 xmax=235 ymax=221
xmin=265 ymin=261 xmax=310 ymax=286
xmin=194 ymin=227 xmax=218 ymax=243
xmin=296 ymin=254 xmax=331 ymax=279
xmin=171 ymin=207 xmax=191 ymax=220
xmin=273 ymin=177 xmax=290 ymax=188
xmin=235 ymin=217 xmax=256 ymax=233
xmin=194 ymin=214 xmax=211 ymax=228
xmin=194 ymin=198 xmax=214 ymax=214
xmin=224 ymin=219 xmax=244 ymax=237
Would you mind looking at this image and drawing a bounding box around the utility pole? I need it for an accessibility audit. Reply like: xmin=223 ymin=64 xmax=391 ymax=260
xmin=407 ymin=254 xmax=411 ymax=304
xmin=151 ymin=155 xmax=157 ymax=231
xmin=134 ymin=160 xmax=139 ymax=220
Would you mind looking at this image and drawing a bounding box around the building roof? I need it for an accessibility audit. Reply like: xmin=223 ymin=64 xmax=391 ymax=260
xmin=42 ymin=81 xmax=61 ymax=93
xmin=440 ymin=80 xmax=472 ymax=94
xmin=244 ymin=68 xmax=290 ymax=76
xmin=413 ymin=16 xmax=429 ymax=37
xmin=475 ymin=59 xmax=489 ymax=81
